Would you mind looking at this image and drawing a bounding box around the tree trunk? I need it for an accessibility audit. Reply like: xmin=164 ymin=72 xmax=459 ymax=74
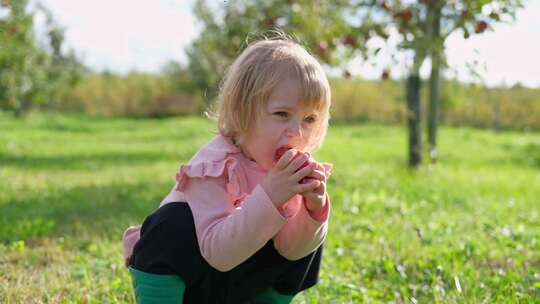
xmin=428 ymin=0 xmax=442 ymax=163
xmin=407 ymin=74 xmax=422 ymax=167
xmin=428 ymin=55 xmax=440 ymax=163
xmin=14 ymin=96 xmax=30 ymax=117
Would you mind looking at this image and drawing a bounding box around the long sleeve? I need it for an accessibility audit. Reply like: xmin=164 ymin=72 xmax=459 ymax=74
xmin=272 ymin=193 xmax=331 ymax=261
xmin=184 ymin=176 xmax=287 ymax=272
xmin=122 ymin=225 xmax=141 ymax=266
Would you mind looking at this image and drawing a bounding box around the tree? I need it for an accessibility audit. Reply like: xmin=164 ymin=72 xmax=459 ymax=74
xmin=0 ymin=0 xmax=84 ymax=116
xmin=0 ymin=0 xmax=46 ymax=115
xmin=331 ymin=0 xmax=523 ymax=166
xmin=187 ymin=0 xmax=523 ymax=166
xmin=428 ymin=1 xmax=442 ymax=163
xmin=185 ymin=0 xmax=348 ymax=107
xmin=423 ymin=0 xmax=522 ymax=162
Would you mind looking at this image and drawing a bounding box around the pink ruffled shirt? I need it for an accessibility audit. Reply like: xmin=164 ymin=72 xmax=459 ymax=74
xmin=123 ymin=135 xmax=332 ymax=272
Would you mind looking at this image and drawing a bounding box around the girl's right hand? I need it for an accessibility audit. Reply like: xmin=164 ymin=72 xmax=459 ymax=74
xmin=260 ymin=149 xmax=321 ymax=208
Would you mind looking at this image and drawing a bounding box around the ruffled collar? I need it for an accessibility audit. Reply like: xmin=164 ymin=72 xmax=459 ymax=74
xmin=216 ymin=135 xmax=266 ymax=172
xmin=176 ymin=135 xmax=264 ymax=205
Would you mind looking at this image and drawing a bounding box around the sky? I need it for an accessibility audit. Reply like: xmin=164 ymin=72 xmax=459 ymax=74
xmin=35 ymin=0 xmax=540 ymax=88
xmin=35 ymin=0 xmax=199 ymax=73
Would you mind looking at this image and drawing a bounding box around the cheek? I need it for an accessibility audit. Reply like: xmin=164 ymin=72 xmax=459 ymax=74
xmin=262 ymin=122 xmax=287 ymax=141
xmin=300 ymin=127 xmax=316 ymax=149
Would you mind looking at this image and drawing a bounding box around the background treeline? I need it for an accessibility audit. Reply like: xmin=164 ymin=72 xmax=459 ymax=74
xmin=44 ymin=70 xmax=540 ymax=131
xmin=2 ymin=0 xmax=539 ymax=132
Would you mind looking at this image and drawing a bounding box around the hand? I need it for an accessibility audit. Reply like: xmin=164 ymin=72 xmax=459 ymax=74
xmin=301 ymin=162 xmax=328 ymax=214
xmin=261 ymin=149 xmax=321 ymax=208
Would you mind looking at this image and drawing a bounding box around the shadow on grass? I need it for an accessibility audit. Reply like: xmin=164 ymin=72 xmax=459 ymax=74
xmin=517 ymin=142 xmax=540 ymax=168
xmin=501 ymin=142 xmax=540 ymax=168
xmin=0 ymin=181 xmax=173 ymax=243
xmin=0 ymin=151 xmax=193 ymax=171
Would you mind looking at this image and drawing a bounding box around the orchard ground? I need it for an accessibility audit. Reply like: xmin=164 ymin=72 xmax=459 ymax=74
xmin=0 ymin=113 xmax=538 ymax=302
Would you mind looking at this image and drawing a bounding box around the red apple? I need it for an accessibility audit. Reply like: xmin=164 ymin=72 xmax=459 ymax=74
xmin=317 ymin=41 xmax=328 ymax=55
xmin=274 ymin=147 xmax=315 ymax=183
xmin=395 ymin=9 xmax=412 ymax=23
xmin=274 ymin=147 xmax=310 ymax=170
xmin=381 ymin=69 xmax=390 ymax=80
xmin=264 ymin=17 xmax=277 ymax=28
xmin=342 ymin=34 xmax=356 ymax=47
xmin=475 ymin=20 xmax=488 ymax=34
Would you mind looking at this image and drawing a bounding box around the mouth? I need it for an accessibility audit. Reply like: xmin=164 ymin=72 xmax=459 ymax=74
xmin=274 ymin=146 xmax=310 ymax=162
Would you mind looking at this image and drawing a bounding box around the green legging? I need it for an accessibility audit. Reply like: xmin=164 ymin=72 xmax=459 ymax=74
xmin=129 ymin=267 xmax=294 ymax=304
xmin=130 ymin=267 xmax=185 ymax=304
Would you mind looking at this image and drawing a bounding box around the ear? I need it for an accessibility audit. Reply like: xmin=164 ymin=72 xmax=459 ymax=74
xmin=233 ymin=133 xmax=242 ymax=147
xmin=231 ymin=135 xmax=239 ymax=147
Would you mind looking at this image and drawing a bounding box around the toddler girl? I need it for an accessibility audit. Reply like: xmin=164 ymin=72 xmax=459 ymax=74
xmin=123 ymin=36 xmax=333 ymax=303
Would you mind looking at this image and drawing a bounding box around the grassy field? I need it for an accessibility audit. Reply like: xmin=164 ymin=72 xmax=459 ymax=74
xmin=0 ymin=112 xmax=539 ymax=303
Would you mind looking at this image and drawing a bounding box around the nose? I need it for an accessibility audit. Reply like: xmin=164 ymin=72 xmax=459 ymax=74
xmin=286 ymin=119 xmax=302 ymax=138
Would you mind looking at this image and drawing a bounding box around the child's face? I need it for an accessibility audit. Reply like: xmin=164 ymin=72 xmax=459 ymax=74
xmin=240 ymin=77 xmax=320 ymax=170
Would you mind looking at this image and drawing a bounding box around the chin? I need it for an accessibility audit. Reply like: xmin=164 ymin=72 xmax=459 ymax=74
xmin=260 ymin=159 xmax=274 ymax=170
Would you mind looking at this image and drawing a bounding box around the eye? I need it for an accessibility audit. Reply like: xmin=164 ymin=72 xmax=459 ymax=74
xmin=304 ymin=115 xmax=317 ymax=124
xmin=273 ymin=111 xmax=289 ymax=118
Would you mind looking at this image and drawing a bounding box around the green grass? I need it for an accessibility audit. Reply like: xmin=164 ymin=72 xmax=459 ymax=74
xmin=1 ymin=112 xmax=539 ymax=303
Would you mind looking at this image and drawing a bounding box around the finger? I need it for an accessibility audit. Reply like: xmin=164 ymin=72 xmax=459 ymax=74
xmin=316 ymin=162 xmax=333 ymax=179
xmin=275 ymin=149 xmax=296 ymax=170
xmin=306 ymin=169 xmax=325 ymax=181
xmin=310 ymin=161 xmax=325 ymax=172
xmin=302 ymin=178 xmax=325 ymax=193
xmin=292 ymin=162 xmax=315 ymax=180
xmin=313 ymin=181 xmax=326 ymax=195
xmin=286 ymin=152 xmax=309 ymax=174
xmin=295 ymin=179 xmax=320 ymax=193
xmin=310 ymin=161 xmax=332 ymax=181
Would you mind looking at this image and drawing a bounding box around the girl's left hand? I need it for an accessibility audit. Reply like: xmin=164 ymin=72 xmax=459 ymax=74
xmin=301 ymin=162 xmax=327 ymax=214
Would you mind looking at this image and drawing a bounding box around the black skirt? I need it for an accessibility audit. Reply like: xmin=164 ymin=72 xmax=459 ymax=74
xmin=130 ymin=202 xmax=324 ymax=304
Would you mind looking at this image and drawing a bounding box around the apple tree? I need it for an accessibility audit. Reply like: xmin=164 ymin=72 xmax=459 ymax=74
xmin=187 ymin=0 xmax=523 ymax=166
